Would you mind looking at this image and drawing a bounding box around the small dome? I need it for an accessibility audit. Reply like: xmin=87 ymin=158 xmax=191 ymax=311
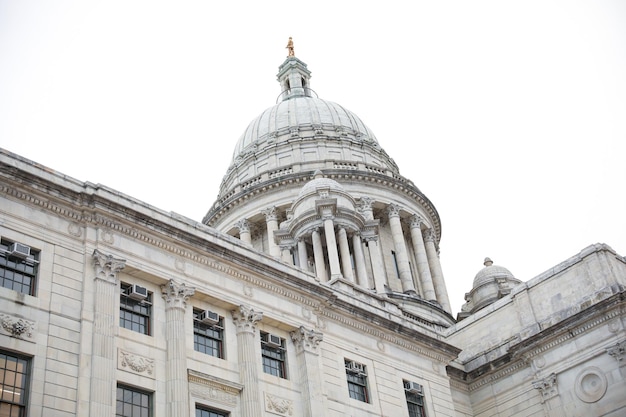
xmin=298 ymin=170 xmax=344 ymax=198
xmin=232 ymin=96 xmax=379 ymax=163
xmin=472 ymin=257 xmax=516 ymax=288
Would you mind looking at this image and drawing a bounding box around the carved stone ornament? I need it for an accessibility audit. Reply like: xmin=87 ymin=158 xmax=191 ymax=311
xmin=606 ymin=340 xmax=625 ymax=362
xmin=409 ymin=214 xmax=424 ymax=229
xmin=264 ymin=392 xmax=294 ymax=416
xmin=161 ymin=279 xmax=195 ymax=310
xmin=92 ymin=249 xmax=126 ymax=284
xmin=119 ymin=349 xmax=155 ymax=377
xmin=424 ymin=229 xmax=436 ymax=243
xmin=235 ymin=219 xmax=251 ymax=233
xmin=532 ymin=373 xmax=558 ymax=403
xmin=231 ymin=305 xmax=263 ymax=333
xmin=0 ymin=314 xmax=35 ymax=340
xmin=290 ymin=326 xmax=323 ymax=354
xmin=68 ymin=222 xmax=82 ymax=237
xmin=262 ymin=206 xmax=278 ymax=222
xmin=386 ymin=203 xmax=402 ymax=218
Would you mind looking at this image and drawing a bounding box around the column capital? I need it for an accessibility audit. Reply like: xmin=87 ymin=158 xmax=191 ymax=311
xmin=607 ymin=340 xmax=626 ymax=362
xmin=262 ymin=206 xmax=278 ymax=221
xmin=386 ymin=203 xmax=402 ymax=218
xmin=232 ymin=305 xmax=263 ymax=334
xmin=235 ymin=219 xmax=251 ymax=233
xmin=357 ymin=196 xmax=374 ymax=211
xmin=290 ymin=326 xmax=323 ymax=354
xmin=424 ymin=228 xmax=437 ymax=243
xmin=410 ymin=215 xmax=424 ymax=229
xmin=92 ymin=249 xmax=126 ymax=284
xmin=532 ymin=373 xmax=558 ymax=403
xmin=161 ymin=279 xmax=195 ymax=310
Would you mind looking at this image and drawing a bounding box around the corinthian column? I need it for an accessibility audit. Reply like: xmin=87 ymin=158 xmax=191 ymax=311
xmin=424 ymin=229 xmax=451 ymax=314
xmin=291 ymin=327 xmax=324 ymax=417
xmin=323 ymin=215 xmax=342 ymax=279
xmin=90 ymin=249 xmax=126 ymax=417
xmin=409 ymin=215 xmax=436 ymax=301
xmin=365 ymin=235 xmax=387 ymax=293
xmin=297 ymin=238 xmax=309 ymax=271
xmin=162 ymin=280 xmax=196 ymax=417
xmin=387 ymin=204 xmax=416 ymax=294
xmin=337 ymin=227 xmax=354 ymax=282
xmin=263 ymin=207 xmax=281 ymax=258
xmin=235 ymin=219 xmax=252 ymax=245
xmin=311 ymin=228 xmax=327 ymax=282
xmin=232 ymin=305 xmax=264 ymax=417
xmin=352 ymin=232 xmax=368 ymax=287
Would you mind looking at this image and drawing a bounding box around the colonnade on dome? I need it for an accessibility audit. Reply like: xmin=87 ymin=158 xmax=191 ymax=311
xmin=229 ymin=172 xmax=452 ymax=315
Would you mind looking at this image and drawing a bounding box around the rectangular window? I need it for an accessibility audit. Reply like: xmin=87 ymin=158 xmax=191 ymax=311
xmin=196 ymin=404 xmax=229 ymax=417
xmin=116 ymin=384 xmax=152 ymax=417
xmin=0 ymin=350 xmax=30 ymax=417
xmin=261 ymin=332 xmax=287 ymax=379
xmin=120 ymin=282 xmax=152 ymax=335
xmin=345 ymin=359 xmax=369 ymax=403
xmin=404 ymin=380 xmax=426 ymax=417
xmin=0 ymin=238 xmax=39 ymax=296
xmin=193 ymin=309 xmax=224 ymax=359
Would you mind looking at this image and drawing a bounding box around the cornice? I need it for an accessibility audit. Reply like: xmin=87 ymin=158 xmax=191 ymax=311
xmin=204 ymin=169 xmax=442 ymax=241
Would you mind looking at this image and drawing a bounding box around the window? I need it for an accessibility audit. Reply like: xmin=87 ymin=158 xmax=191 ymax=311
xmin=193 ymin=309 xmax=224 ymax=359
xmin=391 ymin=250 xmax=400 ymax=279
xmin=404 ymin=380 xmax=426 ymax=417
xmin=261 ymin=332 xmax=287 ymax=379
xmin=0 ymin=239 xmax=39 ymax=296
xmin=196 ymin=404 xmax=229 ymax=417
xmin=116 ymin=384 xmax=152 ymax=417
xmin=345 ymin=359 xmax=369 ymax=403
xmin=0 ymin=350 xmax=30 ymax=417
xmin=120 ymin=283 xmax=152 ymax=335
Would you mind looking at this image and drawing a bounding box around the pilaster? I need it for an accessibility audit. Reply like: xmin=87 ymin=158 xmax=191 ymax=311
xmin=90 ymin=249 xmax=126 ymax=417
xmin=291 ymin=326 xmax=324 ymax=417
xmin=232 ymin=305 xmax=264 ymax=417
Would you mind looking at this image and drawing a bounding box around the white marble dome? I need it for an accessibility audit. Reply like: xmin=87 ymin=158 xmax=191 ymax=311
xmin=232 ymin=96 xmax=379 ymax=163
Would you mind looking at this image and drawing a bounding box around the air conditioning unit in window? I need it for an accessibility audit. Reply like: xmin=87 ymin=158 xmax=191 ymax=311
xmin=198 ymin=310 xmax=220 ymax=325
xmin=127 ymin=284 xmax=148 ymax=301
xmin=346 ymin=361 xmax=365 ymax=375
xmin=405 ymin=381 xmax=423 ymax=394
xmin=266 ymin=333 xmax=282 ymax=348
xmin=8 ymin=242 xmax=31 ymax=259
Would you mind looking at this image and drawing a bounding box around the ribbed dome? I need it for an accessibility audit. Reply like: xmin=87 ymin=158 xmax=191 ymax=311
xmin=232 ymin=96 xmax=379 ymax=163
xmin=472 ymin=257 xmax=516 ymax=288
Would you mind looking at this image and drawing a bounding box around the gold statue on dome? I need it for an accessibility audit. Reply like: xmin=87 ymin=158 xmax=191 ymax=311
xmin=286 ymin=37 xmax=295 ymax=57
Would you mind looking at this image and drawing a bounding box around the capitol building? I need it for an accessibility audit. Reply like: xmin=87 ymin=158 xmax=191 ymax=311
xmin=1 ymin=45 xmax=625 ymax=417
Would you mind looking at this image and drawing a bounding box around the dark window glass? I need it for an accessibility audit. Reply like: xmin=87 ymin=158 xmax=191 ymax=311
xmin=120 ymin=283 xmax=152 ymax=335
xmin=345 ymin=359 xmax=369 ymax=403
xmin=0 ymin=351 xmax=30 ymax=417
xmin=193 ymin=309 xmax=224 ymax=359
xmin=261 ymin=332 xmax=287 ymax=379
xmin=0 ymin=239 xmax=39 ymax=296
xmin=196 ymin=404 xmax=229 ymax=417
xmin=404 ymin=381 xmax=426 ymax=417
xmin=116 ymin=385 xmax=151 ymax=417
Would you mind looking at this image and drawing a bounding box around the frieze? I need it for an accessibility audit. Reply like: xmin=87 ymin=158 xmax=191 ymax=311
xmin=118 ymin=349 xmax=155 ymax=377
xmin=264 ymin=392 xmax=293 ymax=416
xmin=0 ymin=313 xmax=35 ymax=340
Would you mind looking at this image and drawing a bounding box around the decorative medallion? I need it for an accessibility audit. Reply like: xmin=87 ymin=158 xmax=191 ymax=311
xmin=377 ymin=340 xmax=385 ymax=352
xmin=574 ymin=367 xmax=607 ymax=403
xmin=264 ymin=392 xmax=293 ymax=416
xmin=101 ymin=229 xmax=114 ymax=244
xmin=243 ymin=285 xmax=254 ymax=298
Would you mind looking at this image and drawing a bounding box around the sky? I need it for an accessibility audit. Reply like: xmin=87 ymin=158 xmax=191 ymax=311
xmin=1 ymin=1 xmax=625 ymax=315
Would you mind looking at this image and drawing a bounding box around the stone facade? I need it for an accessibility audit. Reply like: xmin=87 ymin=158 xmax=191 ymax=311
xmin=0 ymin=53 xmax=624 ymax=417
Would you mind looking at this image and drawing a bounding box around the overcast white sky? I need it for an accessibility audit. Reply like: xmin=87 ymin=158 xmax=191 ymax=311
xmin=1 ymin=1 xmax=625 ymax=315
